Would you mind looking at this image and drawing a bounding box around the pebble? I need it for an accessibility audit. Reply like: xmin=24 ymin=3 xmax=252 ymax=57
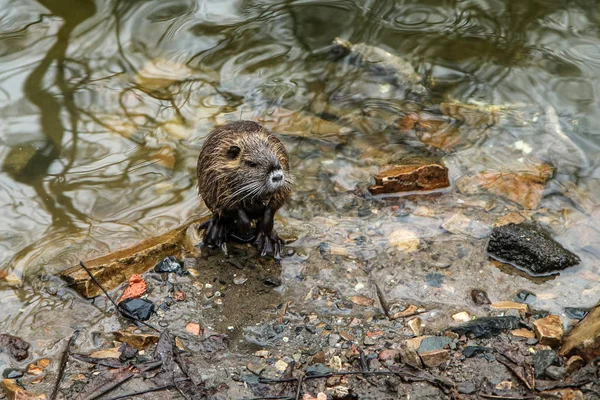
xmin=470 ymin=289 xmax=491 ymax=305
xmin=274 ymin=360 xmax=288 ymax=372
xmin=545 ymin=365 xmax=566 ymax=380
xmin=533 ymin=315 xmax=564 ymax=347
xmin=255 ymin=350 xmax=270 ymax=358
xmin=533 ymin=349 xmax=557 ymax=378
xmin=457 ymin=382 xmax=476 ymax=394
xmin=408 ymin=318 xmax=423 ymax=336
xmin=514 ymin=290 xmax=537 ymax=304
xmin=451 ymin=312 xmax=471 ymax=322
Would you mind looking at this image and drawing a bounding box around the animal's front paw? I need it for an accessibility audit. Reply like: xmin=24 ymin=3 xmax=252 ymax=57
xmin=202 ymin=216 xmax=228 ymax=254
xmin=254 ymin=231 xmax=283 ymax=259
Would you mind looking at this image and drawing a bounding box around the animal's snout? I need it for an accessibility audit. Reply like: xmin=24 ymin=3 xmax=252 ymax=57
xmin=271 ymin=170 xmax=284 ymax=183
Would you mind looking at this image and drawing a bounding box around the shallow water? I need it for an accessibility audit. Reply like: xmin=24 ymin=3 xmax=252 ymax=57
xmin=1 ymin=0 xmax=600 ymax=367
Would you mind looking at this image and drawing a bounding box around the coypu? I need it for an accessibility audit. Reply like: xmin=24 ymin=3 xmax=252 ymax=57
xmin=197 ymin=120 xmax=292 ymax=258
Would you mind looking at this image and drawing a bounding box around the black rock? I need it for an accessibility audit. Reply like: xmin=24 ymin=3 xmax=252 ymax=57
xmin=457 ymin=382 xmax=477 ymax=394
xmin=533 ymin=349 xmax=557 ymax=378
xmin=471 ymin=289 xmax=491 ymax=305
xmin=154 ymin=256 xmax=184 ymax=274
xmin=514 ymin=290 xmax=537 ymax=304
xmin=306 ymin=363 xmax=332 ymax=376
xmin=565 ymin=307 xmax=589 ymax=320
xmin=118 ymin=342 xmax=138 ymax=361
xmin=264 ymin=276 xmax=281 ymax=287
xmin=2 ymin=368 xmax=24 ymax=379
xmin=462 ymin=346 xmax=493 ymax=358
xmin=450 ymin=316 xmax=520 ymax=338
xmin=487 ymin=223 xmax=580 ymax=275
xmin=545 ymin=365 xmax=566 ymax=380
xmin=119 ymin=298 xmax=155 ymax=321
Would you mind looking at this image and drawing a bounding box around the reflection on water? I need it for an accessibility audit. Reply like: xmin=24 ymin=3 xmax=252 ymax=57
xmin=1 ymin=0 xmax=600 ymax=340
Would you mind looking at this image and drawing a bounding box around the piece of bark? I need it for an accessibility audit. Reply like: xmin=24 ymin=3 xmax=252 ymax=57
xmin=60 ymin=217 xmax=208 ymax=298
xmin=369 ymin=160 xmax=449 ymax=195
xmin=560 ymin=301 xmax=600 ymax=362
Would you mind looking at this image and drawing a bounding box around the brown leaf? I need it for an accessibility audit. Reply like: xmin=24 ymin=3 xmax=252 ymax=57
xmin=458 ymin=163 xmax=553 ymax=209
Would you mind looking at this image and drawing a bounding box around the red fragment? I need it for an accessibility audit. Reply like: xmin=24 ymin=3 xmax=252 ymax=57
xmin=118 ymin=274 xmax=147 ymax=303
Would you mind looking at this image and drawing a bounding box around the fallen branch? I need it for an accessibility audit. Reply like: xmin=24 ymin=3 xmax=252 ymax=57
xmin=104 ymin=384 xmax=176 ymax=400
xmin=479 ymin=394 xmax=536 ymax=400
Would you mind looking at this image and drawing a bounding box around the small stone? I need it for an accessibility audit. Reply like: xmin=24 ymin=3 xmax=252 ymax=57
xmin=350 ymin=296 xmax=374 ymax=306
xmin=565 ymin=355 xmax=585 ymax=374
xmin=511 ymin=328 xmax=535 ymax=338
xmin=118 ymin=298 xmax=155 ymax=321
xmin=533 ymin=349 xmax=557 ymax=378
xmin=310 ymin=352 xmax=326 ymax=365
xmin=185 ymin=322 xmax=201 ymax=336
xmin=233 ymin=276 xmax=248 ymax=285
xmin=246 ymin=362 xmax=265 ymax=376
xmin=450 ymin=316 xmax=520 ymax=338
xmin=399 ymin=343 xmax=422 ymax=368
xmin=2 ymin=369 xmax=24 ymax=379
xmin=339 ymin=331 xmax=354 ymax=342
xmin=491 ymin=301 xmax=529 ymax=313
xmin=533 ymin=315 xmax=564 ymax=347
xmin=154 ymin=256 xmax=184 ymax=274
xmin=418 ymin=336 xmax=451 ymax=353
xmin=514 ymin=290 xmax=537 ymax=304
xmin=408 ymin=318 xmax=423 ymax=336
xmin=495 ymin=381 xmax=513 ymax=390
xmin=564 ymin=307 xmax=588 ymax=321
xmin=0 ymin=334 xmax=30 ymax=361
xmin=420 ymin=349 xmax=450 ymax=368
xmin=388 ymin=229 xmax=420 ymax=253
xmin=457 ymin=381 xmax=476 ymax=394
xmin=545 ymin=365 xmax=566 ymax=380
xmin=470 ymin=289 xmax=491 ymax=305
xmin=442 ymin=213 xmax=491 ymax=239
xmin=329 ymin=356 xmax=342 ymax=371
xmin=451 ymin=312 xmax=471 ymax=322
xmin=173 ymin=291 xmax=186 ymax=301
xmin=255 ymin=350 xmax=270 ymax=358
xmin=264 ymin=277 xmax=281 ymax=287
xmin=274 ymin=360 xmax=289 ymax=373
xmin=378 ymin=349 xmax=401 ymax=362
xmin=306 ymin=363 xmax=332 ymax=376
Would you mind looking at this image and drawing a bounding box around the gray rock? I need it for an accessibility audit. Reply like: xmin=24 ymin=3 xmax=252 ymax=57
xmin=450 ymin=316 xmax=520 ymax=338
xmin=545 ymin=365 xmax=566 ymax=380
xmin=487 ymin=223 xmax=580 ymax=275
xmin=533 ymin=349 xmax=557 ymax=378
xmin=457 ymin=381 xmax=477 ymax=394
xmin=418 ymin=336 xmax=452 ymax=353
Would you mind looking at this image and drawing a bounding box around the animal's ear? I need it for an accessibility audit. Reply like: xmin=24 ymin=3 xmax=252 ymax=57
xmin=226 ymin=145 xmax=241 ymax=159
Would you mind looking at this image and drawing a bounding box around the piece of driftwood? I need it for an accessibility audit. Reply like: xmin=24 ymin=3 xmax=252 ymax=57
xmin=561 ymin=301 xmax=600 ymax=361
xmin=61 ymin=217 xmax=208 ymax=298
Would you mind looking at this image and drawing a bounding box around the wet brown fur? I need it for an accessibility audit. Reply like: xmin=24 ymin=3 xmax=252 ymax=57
xmin=197 ymin=120 xmax=291 ymax=218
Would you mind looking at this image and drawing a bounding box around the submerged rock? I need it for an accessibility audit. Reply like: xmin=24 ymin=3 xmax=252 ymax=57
xmin=154 ymin=256 xmax=184 ymax=274
xmin=0 ymin=333 xmax=30 ymax=361
xmin=369 ymin=160 xmax=449 ymax=195
xmin=487 ymin=222 xmax=580 ymax=276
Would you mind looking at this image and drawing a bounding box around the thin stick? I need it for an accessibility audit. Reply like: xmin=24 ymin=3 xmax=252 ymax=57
xmin=479 ymin=394 xmax=536 ymax=400
xmin=79 ymin=261 xmax=159 ymax=332
xmin=50 ymin=330 xmax=79 ymax=400
xmin=294 ymin=376 xmax=303 ymax=400
xmin=104 ymin=385 xmax=176 ymax=400
xmin=374 ymin=283 xmax=391 ymax=318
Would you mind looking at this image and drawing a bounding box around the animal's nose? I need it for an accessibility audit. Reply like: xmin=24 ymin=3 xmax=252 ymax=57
xmin=271 ymin=171 xmax=284 ymax=183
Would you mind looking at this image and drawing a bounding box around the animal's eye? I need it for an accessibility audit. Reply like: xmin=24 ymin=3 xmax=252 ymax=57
xmin=226 ymin=145 xmax=241 ymax=160
xmin=245 ymin=161 xmax=258 ymax=168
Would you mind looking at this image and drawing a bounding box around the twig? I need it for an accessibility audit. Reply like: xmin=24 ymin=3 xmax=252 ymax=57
xmin=242 ymin=397 xmax=293 ymax=400
xmin=294 ymin=376 xmax=303 ymax=400
xmin=104 ymin=385 xmax=175 ymax=400
xmin=79 ymin=261 xmax=160 ymax=332
xmin=50 ymin=330 xmax=79 ymax=400
xmin=479 ymin=394 xmax=536 ymax=400
xmin=374 ymin=283 xmax=391 ymax=318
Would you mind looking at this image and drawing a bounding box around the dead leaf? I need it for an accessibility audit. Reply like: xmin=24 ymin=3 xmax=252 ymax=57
xmin=458 ymin=163 xmax=553 ymax=209
xmin=89 ymin=348 xmax=122 ymax=359
xmin=391 ymin=304 xmax=419 ymax=319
